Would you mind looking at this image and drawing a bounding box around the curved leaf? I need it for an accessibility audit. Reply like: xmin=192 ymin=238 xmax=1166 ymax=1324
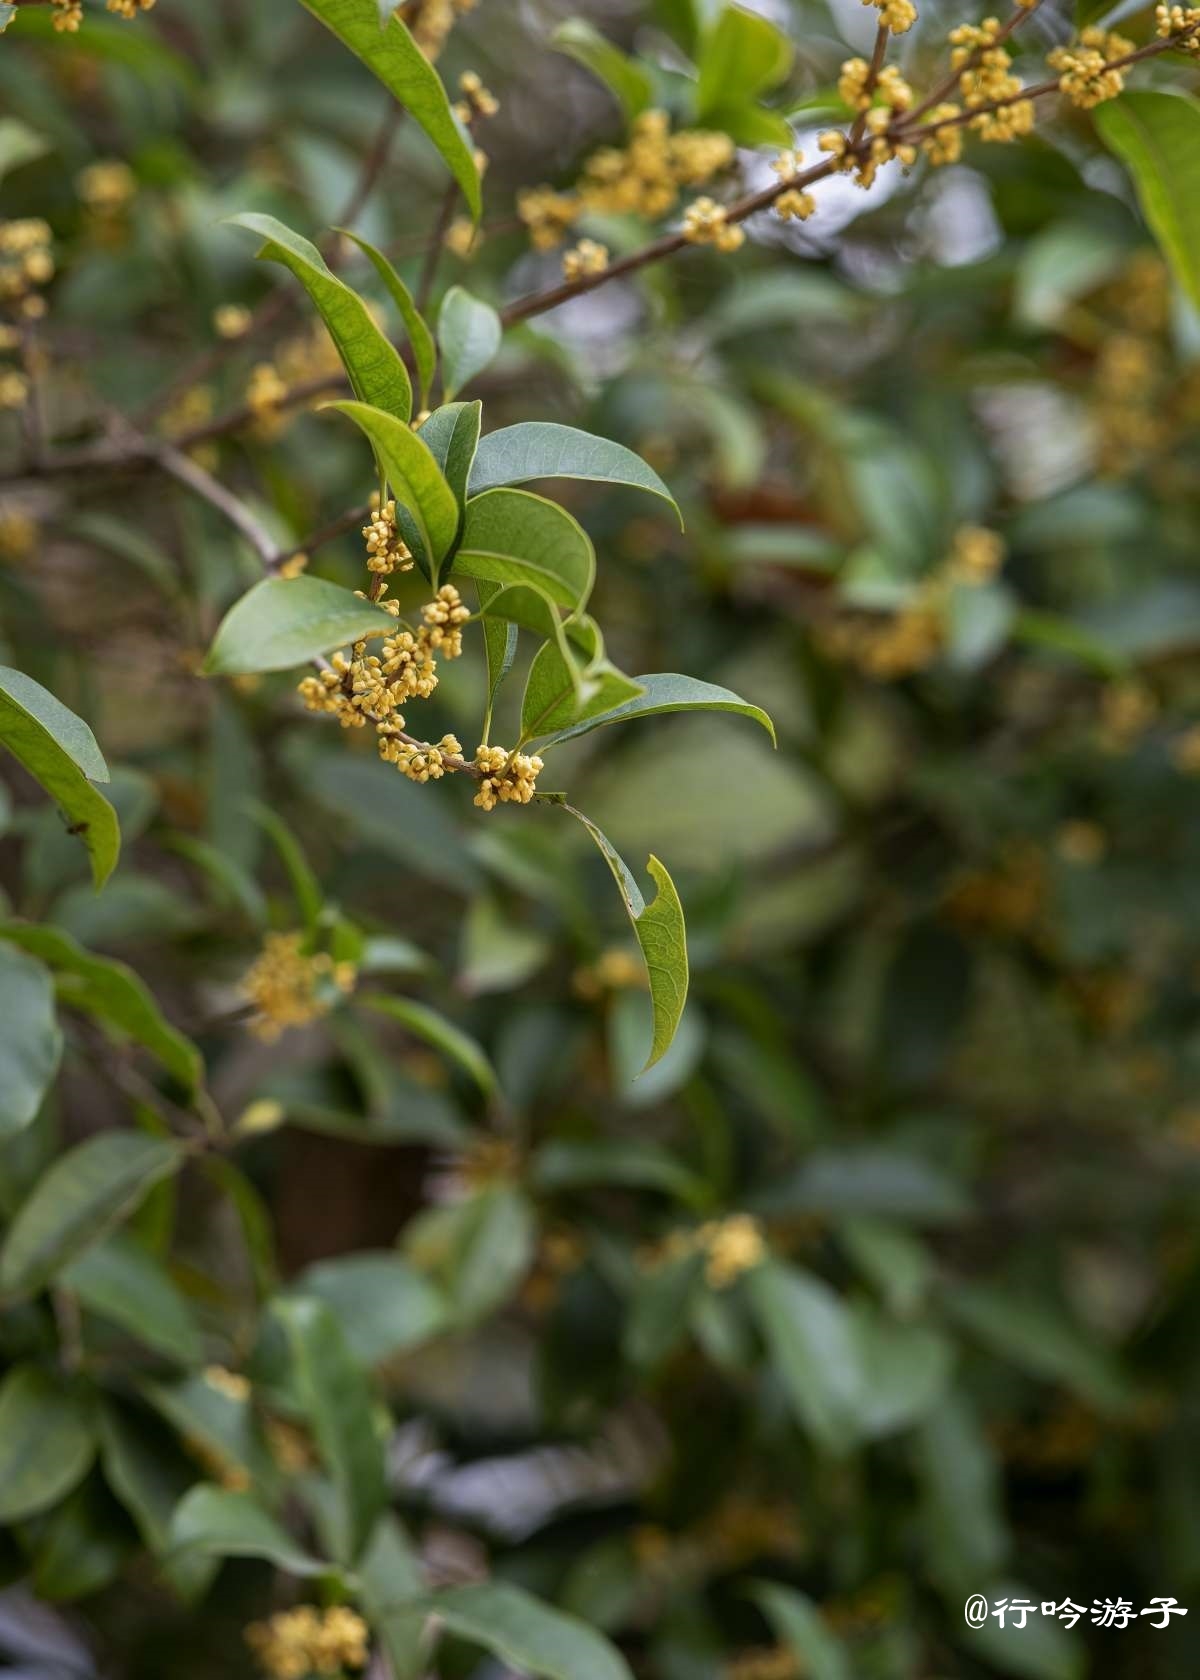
xmin=551 ymin=19 xmax=653 ymax=120
xmin=534 ymin=672 xmax=776 ymax=748
xmin=0 ymin=921 xmax=201 ymax=1094
xmin=469 ymin=423 xmax=681 ymax=524
xmin=229 ymin=213 xmax=412 ymax=421
xmin=418 ymin=400 xmax=482 ymax=510
xmin=751 ymin=1582 xmax=852 ymax=1680
xmin=1095 ymin=92 xmax=1200 ymax=308
xmin=289 ymin=1251 xmax=445 ymax=1365
xmin=745 ymin=1260 xmax=866 ymax=1455
xmin=0 ymin=665 xmax=119 ymax=887
xmin=339 ymin=228 xmax=436 ymax=404
xmin=696 ymin=4 xmax=793 ymax=118
xmin=297 ymin=0 xmax=480 ymax=217
xmin=0 ymin=942 xmax=61 ymax=1139
xmin=204 ymin=576 xmax=397 ymax=675
xmin=562 ymin=809 xmax=688 ymax=1071
xmin=274 ymin=1296 xmax=387 ymax=1564
xmin=0 ymin=1366 xmax=96 ymax=1524
xmin=168 ymin=1485 xmax=327 ymax=1576
xmin=362 ymin=992 xmax=498 ymax=1100
xmin=437 ymin=286 xmax=501 ymax=401
xmin=62 ymin=1232 xmax=203 ymax=1366
xmin=0 ymin=1131 xmax=185 ymax=1298
xmin=433 ymin=1581 xmax=633 ymax=1680
xmin=455 ymin=488 xmax=595 ymax=609
xmin=326 ymin=400 xmax=460 ymax=574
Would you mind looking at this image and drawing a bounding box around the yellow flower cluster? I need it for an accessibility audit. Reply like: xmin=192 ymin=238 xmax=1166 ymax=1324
xmin=243 ymin=932 xmax=356 ymax=1042
xmin=398 ymin=0 xmax=476 ymax=59
xmin=945 ymin=841 xmax=1045 ymax=935
xmin=865 ymin=0 xmax=918 ymax=33
xmin=245 ymin=1606 xmax=369 ymax=1680
xmin=947 ymin=522 xmax=1005 ymax=583
xmin=726 ymin=1648 xmax=799 ymax=1680
xmin=921 ymin=103 xmax=965 ymax=166
xmin=455 ymin=69 xmax=499 ymax=123
xmin=1098 ymin=679 xmax=1157 ymax=754
xmin=838 ymin=59 xmax=912 ymax=113
xmin=1156 ymin=1 xmax=1200 ymax=48
xmin=573 ymin=946 xmax=646 ymax=998
xmin=518 ymin=109 xmax=735 ymax=250
xmin=473 ymin=743 xmax=545 ymax=810
xmin=214 ymin=302 xmax=252 ymax=339
xmin=379 ymin=730 xmax=464 ymax=781
xmin=1048 ymin=27 xmax=1135 ymax=109
xmin=771 ymin=150 xmax=817 ymax=222
xmin=0 ymin=218 xmax=54 ymax=319
xmin=106 ymin=0 xmax=156 ymax=16
xmin=1172 ymin=723 xmax=1200 ymax=775
xmin=647 ymin=1215 xmax=767 ymax=1289
xmin=362 ymin=494 xmax=414 ymax=576
xmin=949 ymin=19 xmax=1036 ymax=141
xmin=562 ymin=238 xmax=609 ymax=281
xmin=246 ymin=361 xmax=289 ymax=436
xmin=77 ymin=159 xmax=137 ymax=214
xmin=682 ymin=196 xmax=745 ymax=252
xmin=0 ymin=507 xmax=36 ymax=561
xmin=51 ymin=0 xmax=83 ymax=29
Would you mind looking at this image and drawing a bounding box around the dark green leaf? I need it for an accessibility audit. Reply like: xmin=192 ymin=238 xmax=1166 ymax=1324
xmin=340 ymin=227 xmax=436 ymax=404
xmin=62 ymin=1232 xmax=202 ymax=1365
xmin=469 ymin=423 xmax=681 ymax=524
xmin=746 ymin=1260 xmax=865 ymax=1454
xmin=204 ymin=576 xmax=397 ymax=675
xmin=0 ymin=1131 xmax=185 ymax=1298
xmin=418 ymin=400 xmax=482 ymax=509
xmin=534 ymin=672 xmax=775 ymax=748
xmin=229 ymin=213 xmax=412 ymax=420
xmin=0 ymin=665 xmax=119 ymax=887
xmin=326 ymin=400 xmax=460 ymax=574
xmin=751 ymin=1582 xmax=852 ymax=1680
xmin=0 ymin=1366 xmax=96 ymax=1523
xmin=434 ymin=1581 xmax=634 ymax=1680
xmin=0 ymin=943 xmax=61 ymax=1139
xmin=361 ymin=993 xmax=498 ymax=1099
xmin=167 ymin=1485 xmax=327 ymax=1576
xmin=295 ymin=0 xmax=481 ymax=217
xmin=455 ymin=489 xmax=595 ymax=609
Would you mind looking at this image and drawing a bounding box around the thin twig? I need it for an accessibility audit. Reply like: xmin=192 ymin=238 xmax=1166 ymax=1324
xmin=154 ymin=439 xmax=281 ymax=569
xmin=416 ymin=182 xmax=460 ymax=313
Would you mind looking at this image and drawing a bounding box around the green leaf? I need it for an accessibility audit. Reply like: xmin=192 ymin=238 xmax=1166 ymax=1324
xmin=0 ymin=943 xmax=61 ymax=1139
xmin=751 ymin=1582 xmax=852 ymax=1680
xmin=358 ymin=1515 xmax=428 ymax=1680
xmin=912 ymin=1394 xmax=1008 ymax=1591
xmin=26 ymin=1477 xmax=130 ymax=1602
xmin=288 ymin=1252 xmax=445 ymax=1365
xmin=745 ymin=1259 xmax=865 ymax=1454
xmin=245 ymin=800 xmax=324 ymax=931
xmin=295 ymin=0 xmax=481 ymax=218
xmin=0 ymin=117 xmax=48 ymax=183
xmin=552 ymin=19 xmax=654 ymax=120
xmin=437 ymin=286 xmax=502 ymax=401
xmin=0 ymin=921 xmax=201 ymax=1094
xmin=0 ymin=1131 xmax=185 ymax=1298
xmin=699 ymin=100 xmax=793 ymax=146
xmin=0 ymin=1366 xmax=96 ymax=1524
xmin=167 ymin=1485 xmax=327 ymax=1576
xmin=229 ymin=213 xmax=412 ymax=421
xmin=433 ymin=1581 xmax=634 ymax=1680
xmin=469 ymin=423 xmax=681 ymax=525
xmin=141 ymin=1370 xmax=272 ymax=1489
xmin=339 ymin=228 xmax=437 ymax=405
xmin=0 ymin=665 xmax=119 ymax=887
xmin=479 ymin=582 xmax=519 ymax=716
xmin=946 ymin=1283 xmax=1130 ymax=1411
xmin=696 ymin=4 xmax=793 ymax=120
xmin=562 ymin=810 xmax=688 ymax=1071
xmin=455 ymin=488 xmax=595 ymax=609
xmin=521 ymin=637 xmax=588 ymax=738
xmin=404 ymin=1183 xmax=535 ymax=1324
xmin=326 ymin=400 xmax=460 ymax=575
xmin=361 ymin=993 xmax=498 ymax=1100
xmin=418 ymin=400 xmax=482 ymax=509
xmin=98 ymin=1403 xmax=217 ymax=1599
xmin=537 ymin=664 xmax=644 ymax=739
xmin=62 ymin=1232 xmax=202 ymax=1366
xmin=204 ymin=576 xmax=397 ymax=675
xmin=1094 ymin=92 xmax=1200 ymax=308
xmin=274 ymin=1295 xmax=388 ymax=1564
xmin=533 ymin=672 xmax=775 ymax=748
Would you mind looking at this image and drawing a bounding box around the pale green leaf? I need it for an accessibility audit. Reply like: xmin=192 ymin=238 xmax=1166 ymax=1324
xmin=437 ymin=286 xmax=501 ymax=401
xmin=1095 ymin=92 xmax=1200 ymax=307
xmin=0 ymin=921 xmax=201 ymax=1094
xmin=0 ymin=1131 xmax=185 ymax=1298
xmin=0 ymin=1366 xmax=96 ymax=1524
xmin=358 ymin=1515 xmax=427 ymax=1680
xmin=534 ymin=671 xmax=774 ymax=749
xmin=295 ymin=0 xmax=481 ymax=217
xmin=326 ymin=399 xmax=460 ymax=574
xmin=751 ymin=1582 xmax=852 ymax=1680
xmin=561 ymin=809 xmax=688 ymax=1071
xmin=403 ymin=1184 xmax=535 ymax=1324
xmin=0 ymin=665 xmax=119 ymax=887
xmin=339 ymin=228 xmax=436 ymax=404
xmin=229 ymin=213 xmax=412 ymax=420
xmin=455 ymin=488 xmax=595 ymax=608
xmin=745 ymin=1259 xmax=866 ymax=1454
xmin=0 ymin=117 xmax=48 ymax=183
xmin=274 ymin=1295 xmax=388 ymax=1564
xmin=469 ymin=422 xmax=681 ymax=524
xmin=552 ymin=19 xmax=654 ymax=120
xmin=0 ymin=943 xmax=61 ymax=1139
xmin=204 ymin=576 xmax=397 ymax=675
xmin=288 ymin=1252 xmax=445 ymax=1365
xmin=433 ymin=1581 xmax=634 ymax=1680
xmin=167 ymin=1485 xmax=327 ymax=1576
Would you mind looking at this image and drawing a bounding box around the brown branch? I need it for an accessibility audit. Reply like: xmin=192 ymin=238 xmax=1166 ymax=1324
xmin=416 ymin=182 xmax=461 ymax=314
xmin=154 ymin=440 xmax=281 ymax=569
xmin=903 ymin=0 xmax=1046 ymax=127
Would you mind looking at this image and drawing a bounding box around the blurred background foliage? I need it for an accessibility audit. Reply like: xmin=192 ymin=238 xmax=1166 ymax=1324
xmin=3 ymin=0 xmax=1200 ymax=1677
